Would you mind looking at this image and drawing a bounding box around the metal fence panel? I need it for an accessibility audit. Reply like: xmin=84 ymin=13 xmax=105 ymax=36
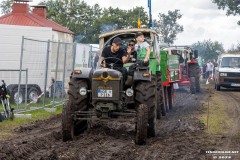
xmin=15 ymin=37 xmax=95 ymax=113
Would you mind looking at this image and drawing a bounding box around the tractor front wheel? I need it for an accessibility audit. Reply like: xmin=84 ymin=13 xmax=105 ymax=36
xmin=62 ymin=78 xmax=89 ymax=142
xmin=135 ymin=77 xmax=157 ymax=139
xmin=135 ymin=104 xmax=148 ymax=145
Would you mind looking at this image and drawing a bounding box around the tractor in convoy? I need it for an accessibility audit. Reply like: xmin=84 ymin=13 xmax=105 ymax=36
xmin=61 ymin=28 xmax=180 ymax=145
xmin=163 ymin=46 xmax=200 ymax=94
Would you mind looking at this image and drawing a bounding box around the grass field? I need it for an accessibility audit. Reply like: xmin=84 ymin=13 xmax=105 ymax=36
xmin=0 ymin=106 xmax=63 ymax=140
xmin=199 ymin=81 xmax=234 ymax=134
xmin=0 ymin=98 xmax=64 ymax=140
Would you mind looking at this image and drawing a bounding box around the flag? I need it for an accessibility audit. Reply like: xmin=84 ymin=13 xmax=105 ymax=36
xmin=137 ymin=17 xmax=141 ymax=28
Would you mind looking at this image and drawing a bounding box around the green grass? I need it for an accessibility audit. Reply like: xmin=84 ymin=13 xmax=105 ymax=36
xmin=199 ymin=83 xmax=234 ymax=134
xmin=0 ymin=104 xmax=63 ymax=140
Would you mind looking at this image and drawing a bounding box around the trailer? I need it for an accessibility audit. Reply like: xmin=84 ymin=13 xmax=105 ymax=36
xmin=0 ymin=24 xmax=52 ymax=104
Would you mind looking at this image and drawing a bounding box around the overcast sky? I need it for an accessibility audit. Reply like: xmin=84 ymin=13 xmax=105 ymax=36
xmin=27 ymin=0 xmax=240 ymax=49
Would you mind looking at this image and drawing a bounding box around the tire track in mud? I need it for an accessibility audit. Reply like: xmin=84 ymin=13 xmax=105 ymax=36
xmin=0 ymin=90 xmax=214 ymax=160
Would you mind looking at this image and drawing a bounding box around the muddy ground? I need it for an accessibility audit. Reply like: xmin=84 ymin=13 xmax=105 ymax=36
xmin=0 ymin=82 xmax=239 ymax=160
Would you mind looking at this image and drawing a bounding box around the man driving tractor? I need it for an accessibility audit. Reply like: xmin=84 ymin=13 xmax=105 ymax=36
xmin=100 ymin=37 xmax=131 ymax=82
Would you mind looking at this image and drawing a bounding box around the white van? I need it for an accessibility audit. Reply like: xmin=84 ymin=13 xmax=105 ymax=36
xmin=214 ymin=53 xmax=240 ymax=90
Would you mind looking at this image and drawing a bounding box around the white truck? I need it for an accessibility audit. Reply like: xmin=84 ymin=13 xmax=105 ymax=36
xmin=214 ymin=53 xmax=240 ymax=90
xmin=0 ymin=24 xmax=52 ymax=104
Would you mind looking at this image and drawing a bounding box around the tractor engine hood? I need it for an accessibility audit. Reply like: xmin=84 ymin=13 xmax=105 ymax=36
xmin=92 ymin=68 xmax=122 ymax=79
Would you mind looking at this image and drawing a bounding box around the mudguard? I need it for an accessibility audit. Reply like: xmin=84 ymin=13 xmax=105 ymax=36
xmin=133 ymin=68 xmax=151 ymax=82
xmin=72 ymin=68 xmax=93 ymax=79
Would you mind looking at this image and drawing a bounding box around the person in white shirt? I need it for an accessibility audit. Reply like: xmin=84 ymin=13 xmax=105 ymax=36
xmin=206 ymin=60 xmax=213 ymax=79
xmin=135 ymin=32 xmax=150 ymax=63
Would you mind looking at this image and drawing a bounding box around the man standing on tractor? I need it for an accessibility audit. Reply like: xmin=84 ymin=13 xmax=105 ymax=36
xmin=100 ymin=37 xmax=131 ymax=82
xmin=135 ymin=32 xmax=150 ymax=63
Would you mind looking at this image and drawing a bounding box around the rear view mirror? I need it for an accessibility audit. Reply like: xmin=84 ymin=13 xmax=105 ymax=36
xmin=194 ymin=50 xmax=198 ymax=59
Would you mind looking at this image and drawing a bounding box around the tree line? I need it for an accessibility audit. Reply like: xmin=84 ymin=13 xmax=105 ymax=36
xmin=1 ymin=0 xmax=239 ymax=59
xmin=0 ymin=0 xmax=183 ymax=45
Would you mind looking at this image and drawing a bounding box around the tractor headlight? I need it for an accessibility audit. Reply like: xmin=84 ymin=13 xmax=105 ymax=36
xmin=126 ymin=88 xmax=134 ymax=97
xmin=79 ymin=87 xmax=87 ymax=96
xmin=220 ymin=73 xmax=227 ymax=76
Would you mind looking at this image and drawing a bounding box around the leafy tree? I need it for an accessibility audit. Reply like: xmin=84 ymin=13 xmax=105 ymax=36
xmin=0 ymin=0 xmax=13 ymax=15
xmin=40 ymin=0 xmax=149 ymax=43
xmin=192 ymin=39 xmax=225 ymax=61
xmin=1 ymin=0 xmax=150 ymax=43
xmin=39 ymin=0 xmax=92 ymax=42
xmin=212 ymin=0 xmax=240 ymax=25
xmin=154 ymin=10 xmax=183 ymax=44
xmin=98 ymin=6 xmax=148 ymax=32
xmin=228 ymin=43 xmax=240 ymax=53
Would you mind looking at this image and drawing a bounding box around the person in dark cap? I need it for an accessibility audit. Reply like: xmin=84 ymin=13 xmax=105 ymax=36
xmin=100 ymin=37 xmax=131 ymax=82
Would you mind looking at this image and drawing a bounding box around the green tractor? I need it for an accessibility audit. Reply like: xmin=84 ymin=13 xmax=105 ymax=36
xmin=62 ymin=28 xmax=165 ymax=145
xmin=163 ymin=46 xmax=200 ymax=94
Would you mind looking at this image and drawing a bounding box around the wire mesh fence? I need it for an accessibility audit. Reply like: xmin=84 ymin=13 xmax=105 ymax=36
xmin=11 ymin=37 xmax=99 ymax=113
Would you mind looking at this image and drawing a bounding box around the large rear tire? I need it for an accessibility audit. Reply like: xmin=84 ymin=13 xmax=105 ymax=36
xmin=156 ymin=72 xmax=164 ymax=119
xmin=135 ymin=104 xmax=148 ymax=145
xmin=190 ymin=77 xmax=196 ymax=94
xmin=62 ymin=78 xmax=89 ymax=142
xmin=167 ymin=85 xmax=174 ymax=110
xmin=195 ymin=76 xmax=200 ymax=92
xmin=135 ymin=77 xmax=156 ymax=138
xmin=189 ymin=64 xmax=200 ymax=93
xmin=164 ymin=86 xmax=169 ymax=113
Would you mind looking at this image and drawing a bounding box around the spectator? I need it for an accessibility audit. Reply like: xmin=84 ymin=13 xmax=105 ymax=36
xmin=206 ymin=60 xmax=214 ymax=80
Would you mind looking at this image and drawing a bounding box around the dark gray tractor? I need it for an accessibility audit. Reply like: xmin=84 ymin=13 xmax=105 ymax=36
xmin=62 ymin=28 xmax=160 ymax=145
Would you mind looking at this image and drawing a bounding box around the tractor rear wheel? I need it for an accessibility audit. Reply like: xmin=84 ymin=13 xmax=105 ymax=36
xmin=195 ymin=76 xmax=200 ymax=92
xmin=188 ymin=64 xmax=200 ymax=93
xmin=167 ymin=85 xmax=174 ymax=110
xmin=135 ymin=77 xmax=156 ymax=138
xmin=164 ymin=86 xmax=169 ymax=113
xmin=62 ymin=78 xmax=89 ymax=142
xmin=190 ymin=77 xmax=196 ymax=94
xmin=135 ymin=104 xmax=148 ymax=145
xmin=156 ymin=72 xmax=164 ymax=119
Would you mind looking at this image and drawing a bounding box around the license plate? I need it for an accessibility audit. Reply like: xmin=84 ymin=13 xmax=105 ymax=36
xmin=98 ymin=89 xmax=112 ymax=97
xmin=231 ymin=83 xmax=240 ymax=87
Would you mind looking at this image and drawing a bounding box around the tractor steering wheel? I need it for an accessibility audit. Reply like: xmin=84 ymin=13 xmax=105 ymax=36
xmin=102 ymin=57 xmax=123 ymax=69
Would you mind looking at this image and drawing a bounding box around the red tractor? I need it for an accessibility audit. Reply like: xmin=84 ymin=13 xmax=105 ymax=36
xmin=163 ymin=46 xmax=200 ymax=94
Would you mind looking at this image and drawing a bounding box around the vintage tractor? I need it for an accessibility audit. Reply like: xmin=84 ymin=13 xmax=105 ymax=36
xmin=157 ymin=49 xmax=181 ymax=117
xmin=163 ymin=46 xmax=200 ymax=94
xmin=62 ymin=28 xmax=164 ymax=145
